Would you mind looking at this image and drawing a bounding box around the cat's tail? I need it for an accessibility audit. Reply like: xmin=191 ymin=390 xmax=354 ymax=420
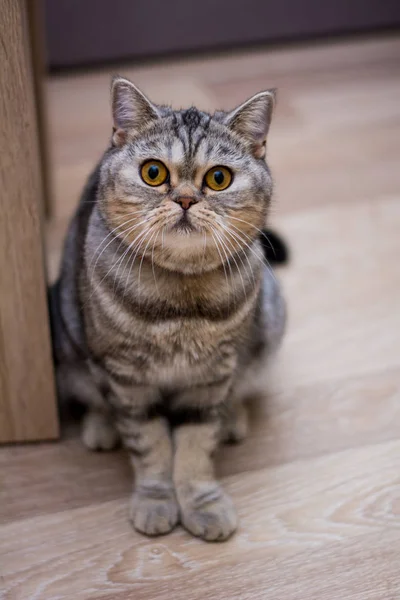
xmin=260 ymin=228 xmax=289 ymax=265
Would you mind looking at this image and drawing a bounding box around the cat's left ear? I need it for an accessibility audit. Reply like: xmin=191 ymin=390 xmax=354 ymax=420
xmin=225 ymin=89 xmax=276 ymax=158
xmin=111 ymin=76 xmax=160 ymax=146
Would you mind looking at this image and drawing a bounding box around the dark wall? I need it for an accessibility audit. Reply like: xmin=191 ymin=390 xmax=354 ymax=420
xmin=45 ymin=0 xmax=400 ymax=68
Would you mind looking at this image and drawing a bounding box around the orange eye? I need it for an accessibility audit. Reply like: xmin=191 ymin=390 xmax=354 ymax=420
xmin=141 ymin=160 xmax=169 ymax=186
xmin=205 ymin=166 xmax=232 ymax=191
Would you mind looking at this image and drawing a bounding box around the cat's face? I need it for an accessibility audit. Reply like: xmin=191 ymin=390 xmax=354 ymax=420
xmin=98 ymin=77 xmax=275 ymax=274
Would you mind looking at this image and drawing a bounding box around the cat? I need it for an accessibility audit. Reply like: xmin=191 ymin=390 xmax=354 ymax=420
xmin=50 ymin=76 xmax=286 ymax=542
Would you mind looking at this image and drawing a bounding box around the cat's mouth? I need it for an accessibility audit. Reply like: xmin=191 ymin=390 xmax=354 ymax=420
xmin=171 ymin=211 xmax=197 ymax=233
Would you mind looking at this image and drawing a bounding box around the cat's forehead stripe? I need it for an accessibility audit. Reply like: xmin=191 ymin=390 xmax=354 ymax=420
xmin=191 ymin=115 xmax=212 ymax=159
xmin=172 ymin=112 xmax=189 ymax=156
xmin=175 ymin=109 xmax=212 ymax=160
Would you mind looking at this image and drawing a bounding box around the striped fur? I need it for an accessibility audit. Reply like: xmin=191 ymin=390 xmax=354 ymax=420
xmin=51 ymin=78 xmax=286 ymax=541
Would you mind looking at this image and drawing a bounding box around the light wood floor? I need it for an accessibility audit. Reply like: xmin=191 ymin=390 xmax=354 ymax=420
xmin=1 ymin=35 xmax=400 ymax=600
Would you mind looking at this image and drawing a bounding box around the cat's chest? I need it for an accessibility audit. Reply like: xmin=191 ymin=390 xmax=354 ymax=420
xmin=105 ymin=316 xmax=239 ymax=387
xmin=141 ymin=319 xmax=234 ymax=370
xmin=87 ymin=276 xmax=253 ymax=387
xmin=149 ymin=319 xmax=219 ymax=351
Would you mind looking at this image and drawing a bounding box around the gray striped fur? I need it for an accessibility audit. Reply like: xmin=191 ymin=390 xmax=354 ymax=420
xmin=51 ymin=78 xmax=286 ymax=541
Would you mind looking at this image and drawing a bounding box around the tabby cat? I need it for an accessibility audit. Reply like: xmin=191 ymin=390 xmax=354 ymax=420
xmin=50 ymin=77 xmax=286 ymax=541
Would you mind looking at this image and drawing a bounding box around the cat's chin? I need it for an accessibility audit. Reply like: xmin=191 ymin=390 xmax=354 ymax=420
xmin=164 ymin=229 xmax=205 ymax=247
xmin=152 ymin=231 xmax=222 ymax=275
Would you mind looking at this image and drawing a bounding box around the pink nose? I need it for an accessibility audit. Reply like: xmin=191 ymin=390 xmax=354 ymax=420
xmin=174 ymin=196 xmax=198 ymax=210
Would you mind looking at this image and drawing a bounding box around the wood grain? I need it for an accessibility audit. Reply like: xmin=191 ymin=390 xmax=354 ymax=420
xmin=0 ymin=0 xmax=58 ymax=442
xmin=1 ymin=34 xmax=400 ymax=599
xmin=27 ymin=0 xmax=52 ymax=217
xmin=2 ymin=366 xmax=399 ymax=524
xmin=1 ymin=442 xmax=399 ymax=599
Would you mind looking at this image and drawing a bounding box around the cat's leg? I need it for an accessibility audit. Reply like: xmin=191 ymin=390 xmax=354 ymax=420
xmin=173 ymin=380 xmax=237 ymax=541
xmin=56 ymin=362 xmax=120 ymax=451
xmin=120 ymin=414 xmax=178 ymax=536
xmin=112 ymin=384 xmax=178 ymax=536
xmin=221 ymin=400 xmax=249 ymax=444
xmin=81 ymin=410 xmax=119 ymax=451
xmin=56 ymin=362 xmax=120 ymax=450
xmin=56 ymin=362 xmax=104 ymax=407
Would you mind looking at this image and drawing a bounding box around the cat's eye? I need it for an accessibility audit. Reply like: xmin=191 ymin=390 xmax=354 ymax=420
xmin=204 ymin=166 xmax=232 ymax=191
xmin=140 ymin=160 xmax=169 ymax=186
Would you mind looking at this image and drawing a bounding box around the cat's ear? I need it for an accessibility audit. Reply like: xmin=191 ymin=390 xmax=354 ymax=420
xmin=111 ymin=76 xmax=160 ymax=146
xmin=225 ymin=89 xmax=276 ymax=158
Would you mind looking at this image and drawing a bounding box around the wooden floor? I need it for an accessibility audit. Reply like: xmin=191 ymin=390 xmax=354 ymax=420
xmin=1 ymin=35 xmax=400 ymax=600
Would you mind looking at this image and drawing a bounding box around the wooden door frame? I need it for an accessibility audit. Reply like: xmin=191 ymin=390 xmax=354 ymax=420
xmin=0 ymin=0 xmax=59 ymax=443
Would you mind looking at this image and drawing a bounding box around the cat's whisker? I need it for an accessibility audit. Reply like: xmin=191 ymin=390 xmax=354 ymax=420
xmin=219 ymin=224 xmax=256 ymax=291
xmin=123 ymin=213 xmax=173 ymax=346
xmin=227 ymin=215 xmax=276 ymax=256
xmin=151 ymin=228 xmax=161 ymax=297
xmin=209 ymin=229 xmax=230 ymax=306
xmin=89 ymin=212 xmax=146 ymax=286
xmin=123 ymin=224 xmax=158 ymax=300
xmin=123 ymin=226 xmax=158 ymax=352
xmin=85 ymin=235 xmax=138 ymax=306
xmin=201 ymin=230 xmax=208 ymax=270
xmin=223 ymin=222 xmax=277 ymax=284
xmin=228 ymin=221 xmax=276 ymax=275
xmin=95 ymin=223 xmax=153 ymax=303
xmin=219 ymin=223 xmax=256 ymax=289
xmin=213 ymin=226 xmax=247 ymax=301
xmin=111 ymin=218 xmax=155 ymax=294
xmin=138 ymin=227 xmax=159 ymax=294
xmin=116 ymin=221 xmax=149 ymax=284
xmin=200 ymin=217 xmax=237 ymax=292
xmin=89 ymin=210 xmax=144 ymax=270
xmin=119 ymin=225 xmax=154 ymax=298
xmin=143 ymin=216 xmax=174 ymax=286
xmin=124 ymin=227 xmax=158 ymax=351
xmin=210 ymin=225 xmax=237 ymax=308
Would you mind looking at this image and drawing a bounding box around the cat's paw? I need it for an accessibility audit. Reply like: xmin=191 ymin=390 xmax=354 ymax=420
xmin=179 ymin=484 xmax=237 ymax=541
xmin=81 ymin=411 xmax=119 ymax=451
xmin=130 ymin=484 xmax=179 ymax=536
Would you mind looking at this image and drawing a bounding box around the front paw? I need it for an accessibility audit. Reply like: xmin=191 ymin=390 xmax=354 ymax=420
xmin=179 ymin=483 xmax=237 ymax=541
xmin=130 ymin=483 xmax=179 ymax=536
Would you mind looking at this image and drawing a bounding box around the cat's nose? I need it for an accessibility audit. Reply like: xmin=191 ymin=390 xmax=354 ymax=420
xmin=174 ymin=196 xmax=198 ymax=210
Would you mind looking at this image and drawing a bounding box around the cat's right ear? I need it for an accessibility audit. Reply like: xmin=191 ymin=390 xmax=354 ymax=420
xmin=111 ymin=76 xmax=160 ymax=146
xmin=225 ymin=89 xmax=276 ymax=159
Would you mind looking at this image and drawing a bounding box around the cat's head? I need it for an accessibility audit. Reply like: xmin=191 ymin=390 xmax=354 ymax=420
xmin=98 ymin=76 xmax=276 ymax=274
